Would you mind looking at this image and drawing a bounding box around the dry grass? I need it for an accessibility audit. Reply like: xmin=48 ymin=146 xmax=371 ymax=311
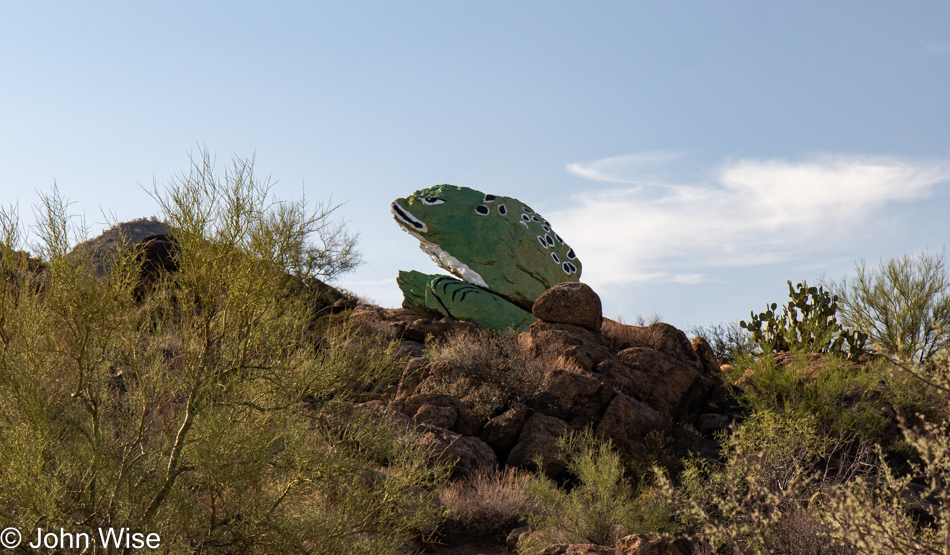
xmin=439 ymin=466 xmax=539 ymax=537
xmin=424 ymin=328 xmax=549 ymax=419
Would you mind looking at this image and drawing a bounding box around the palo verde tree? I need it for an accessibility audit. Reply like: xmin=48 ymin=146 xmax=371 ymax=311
xmin=0 ymin=152 xmax=447 ymax=555
xmin=833 ymin=250 xmax=950 ymax=365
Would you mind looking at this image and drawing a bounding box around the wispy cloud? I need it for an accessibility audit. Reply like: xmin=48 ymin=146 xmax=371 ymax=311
xmin=551 ymin=154 xmax=950 ymax=287
xmin=565 ymin=151 xmax=686 ymax=185
xmin=924 ymin=42 xmax=950 ymax=54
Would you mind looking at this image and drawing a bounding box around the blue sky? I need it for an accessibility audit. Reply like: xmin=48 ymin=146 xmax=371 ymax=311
xmin=2 ymin=2 xmax=948 ymax=329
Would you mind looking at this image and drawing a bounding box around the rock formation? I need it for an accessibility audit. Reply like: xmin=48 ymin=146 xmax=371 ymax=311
xmin=349 ymin=281 xmax=733 ymax=479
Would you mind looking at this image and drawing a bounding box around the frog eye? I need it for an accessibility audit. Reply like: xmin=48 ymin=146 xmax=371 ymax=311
xmin=484 ymin=194 xmax=496 ymax=202
xmin=422 ymin=197 xmax=444 ymax=205
xmin=497 ymin=204 xmax=507 ymax=215
xmin=475 ymin=205 xmax=490 ymax=215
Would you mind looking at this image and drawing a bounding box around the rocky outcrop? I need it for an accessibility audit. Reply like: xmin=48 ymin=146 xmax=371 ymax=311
xmin=345 ymin=276 xmax=735 ymax=499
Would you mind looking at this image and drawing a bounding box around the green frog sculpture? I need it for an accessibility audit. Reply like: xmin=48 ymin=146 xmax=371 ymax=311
xmin=391 ymin=184 xmax=582 ymax=331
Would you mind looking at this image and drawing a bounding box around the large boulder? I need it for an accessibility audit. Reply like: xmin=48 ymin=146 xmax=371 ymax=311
xmin=595 ymin=394 xmax=662 ymax=455
xmin=391 ymin=393 xmax=482 ymax=437
xmin=531 ymin=368 xmax=612 ymax=424
xmin=507 ymin=413 xmax=570 ymax=477
xmin=532 ymin=281 xmax=603 ymax=331
xmin=691 ymin=336 xmax=721 ymax=376
xmin=417 ymin=426 xmax=498 ymax=477
xmin=521 ymin=321 xmax=613 ymax=373
xmin=602 ymin=320 xmax=703 ymax=371
xmin=616 ymin=347 xmax=705 ymax=420
xmin=480 ymin=402 xmax=529 ymax=453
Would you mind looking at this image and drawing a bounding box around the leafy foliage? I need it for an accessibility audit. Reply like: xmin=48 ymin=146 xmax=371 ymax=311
xmin=833 ymin=250 xmax=950 ymax=365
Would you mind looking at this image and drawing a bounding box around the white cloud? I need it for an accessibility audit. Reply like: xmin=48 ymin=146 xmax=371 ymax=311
xmin=551 ymin=154 xmax=950 ymax=287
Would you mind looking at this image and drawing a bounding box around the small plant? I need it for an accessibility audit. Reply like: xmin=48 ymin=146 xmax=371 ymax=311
xmin=439 ymin=466 xmax=538 ymax=537
xmin=740 ymin=280 xmax=867 ymax=359
xmin=518 ymin=431 xmax=677 ymax=553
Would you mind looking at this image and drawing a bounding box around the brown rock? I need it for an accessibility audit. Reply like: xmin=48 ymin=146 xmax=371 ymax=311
xmin=413 ymin=404 xmax=457 ymax=429
xmin=531 ymin=368 xmax=611 ymax=421
xmin=532 ymin=282 xmax=603 ymax=331
xmin=348 ymin=305 xmax=481 ymax=342
xmin=602 ymin=320 xmax=702 ymax=371
xmin=595 ymin=394 xmax=662 ymax=455
xmin=696 ymin=413 xmax=730 ymax=433
xmin=395 ymin=357 xmax=428 ymax=399
xmin=616 ymin=347 xmax=705 ymax=420
xmin=537 ymin=545 xmax=615 ymax=555
xmin=481 ymin=402 xmax=529 ymax=452
xmin=507 ymin=413 xmax=570 ymax=477
xmin=417 ymin=426 xmax=498 ymax=477
xmin=522 ymin=321 xmax=613 ymax=372
xmin=691 ymin=337 xmax=721 ymax=376
xmin=615 ymin=533 xmax=684 ymax=555
xmin=391 ymin=393 xmax=481 ymax=436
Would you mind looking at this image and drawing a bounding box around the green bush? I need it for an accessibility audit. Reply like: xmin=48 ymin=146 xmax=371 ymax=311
xmin=0 ymin=152 xmax=448 ymax=554
xmin=518 ymin=431 xmax=678 ymax=553
xmin=822 ymin=413 xmax=950 ymax=553
xmin=656 ymin=411 xmax=861 ymax=555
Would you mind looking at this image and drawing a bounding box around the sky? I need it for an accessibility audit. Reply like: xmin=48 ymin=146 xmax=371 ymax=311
xmin=1 ymin=2 xmax=948 ymax=330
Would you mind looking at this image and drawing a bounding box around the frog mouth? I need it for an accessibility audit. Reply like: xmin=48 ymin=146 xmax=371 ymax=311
xmin=391 ymin=200 xmax=427 ymax=233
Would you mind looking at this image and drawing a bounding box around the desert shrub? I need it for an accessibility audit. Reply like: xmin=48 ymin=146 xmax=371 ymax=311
xmin=424 ymin=328 xmax=547 ymax=419
xmin=0 ymin=153 xmax=448 ymax=554
xmin=823 ymin=415 xmax=950 ymax=553
xmin=657 ymin=411 xmax=866 ymax=555
xmin=439 ymin=466 xmax=539 ymax=537
xmin=832 ymin=250 xmax=950 ymax=365
xmin=740 ymin=280 xmax=867 ymax=359
xmin=518 ymin=431 xmax=678 ymax=553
